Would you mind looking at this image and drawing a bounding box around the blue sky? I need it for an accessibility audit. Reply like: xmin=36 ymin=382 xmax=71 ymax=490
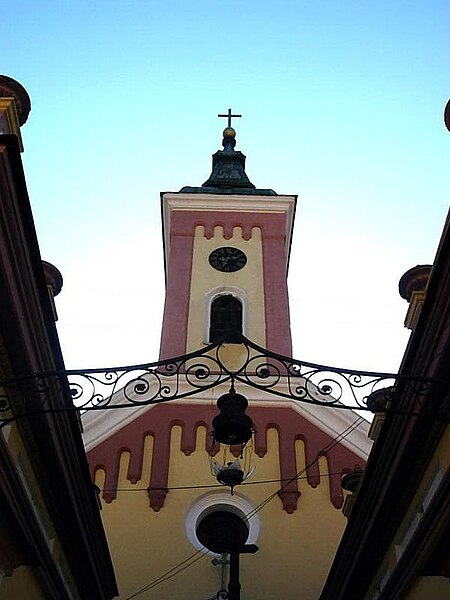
xmin=2 ymin=0 xmax=449 ymax=371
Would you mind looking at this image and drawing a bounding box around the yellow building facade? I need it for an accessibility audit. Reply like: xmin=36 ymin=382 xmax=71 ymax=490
xmin=84 ymin=124 xmax=371 ymax=599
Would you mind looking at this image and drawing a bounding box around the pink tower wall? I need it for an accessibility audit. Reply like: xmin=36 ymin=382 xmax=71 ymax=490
xmin=159 ymin=209 xmax=293 ymax=360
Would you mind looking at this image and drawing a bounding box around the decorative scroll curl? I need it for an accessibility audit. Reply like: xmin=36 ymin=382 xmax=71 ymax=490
xmin=232 ymin=337 xmax=449 ymax=420
xmin=0 ymin=336 xmax=449 ymax=428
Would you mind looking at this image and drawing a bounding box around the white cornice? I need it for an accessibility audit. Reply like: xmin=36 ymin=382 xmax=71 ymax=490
xmin=162 ymin=192 xmax=296 ymax=213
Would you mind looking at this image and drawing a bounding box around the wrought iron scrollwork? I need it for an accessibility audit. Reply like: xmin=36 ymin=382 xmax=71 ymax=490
xmin=0 ymin=336 xmax=449 ymax=428
xmin=231 ymin=337 xmax=449 ymax=420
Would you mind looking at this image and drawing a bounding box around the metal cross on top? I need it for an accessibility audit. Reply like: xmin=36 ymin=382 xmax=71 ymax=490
xmin=218 ymin=108 xmax=242 ymax=128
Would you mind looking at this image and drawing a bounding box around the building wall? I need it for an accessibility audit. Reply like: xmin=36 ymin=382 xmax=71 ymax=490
xmin=406 ymin=576 xmax=450 ymax=599
xmin=0 ymin=423 xmax=82 ymax=598
xmin=0 ymin=126 xmax=117 ymax=600
xmin=0 ymin=566 xmax=49 ymax=600
xmin=87 ymin=183 xmax=369 ymax=599
xmin=187 ymin=224 xmax=266 ymax=352
xmin=89 ymin=401 xmax=365 ymax=599
xmin=159 ymin=193 xmax=295 ymax=359
xmin=366 ymin=426 xmax=450 ymax=599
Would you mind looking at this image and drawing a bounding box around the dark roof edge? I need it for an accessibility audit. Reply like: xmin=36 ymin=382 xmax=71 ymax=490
xmin=179 ymin=186 xmax=278 ymax=196
xmin=320 ymin=212 xmax=450 ymax=599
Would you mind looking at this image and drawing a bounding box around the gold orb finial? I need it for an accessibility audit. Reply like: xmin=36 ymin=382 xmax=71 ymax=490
xmin=223 ymin=127 xmax=236 ymax=139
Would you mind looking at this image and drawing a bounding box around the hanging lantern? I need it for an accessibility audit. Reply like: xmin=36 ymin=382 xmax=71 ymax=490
xmin=214 ymin=459 xmax=245 ymax=487
xmin=212 ymin=459 xmax=256 ymax=494
xmin=212 ymin=384 xmax=254 ymax=446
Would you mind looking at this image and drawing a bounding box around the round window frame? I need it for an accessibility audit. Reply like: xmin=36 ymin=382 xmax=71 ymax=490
xmin=185 ymin=491 xmax=260 ymax=555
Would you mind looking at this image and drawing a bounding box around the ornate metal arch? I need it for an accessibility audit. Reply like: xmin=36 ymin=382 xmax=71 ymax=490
xmin=0 ymin=336 xmax=449 ymax=428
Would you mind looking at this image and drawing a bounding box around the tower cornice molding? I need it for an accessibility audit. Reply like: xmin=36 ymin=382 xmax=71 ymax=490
xmin=162 ymin=192 xmax=297 ymax=215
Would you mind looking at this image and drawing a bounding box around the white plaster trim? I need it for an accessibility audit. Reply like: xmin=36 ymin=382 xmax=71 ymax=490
xmin=82 ymin=376 xmax=372 ymax=459
xmin=204 ymin=286 xmax=248 ymax=343
xmin=164 ymin=193 xmax=296 ymax=214
xmin=83 ymin=402 xmax=156 ymax=452
xmin=184 ymin=490 xmax=260 ymax=555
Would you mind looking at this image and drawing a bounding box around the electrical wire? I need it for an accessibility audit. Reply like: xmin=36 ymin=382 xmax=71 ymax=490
xmin=122 ymin=418 xmax=365 ymax=597
xmin=102 ymin=470 xmax=354 ymax=493
xmin=123 ymin=548 xmax=209 ymax=600
xmin=122 ymin=416 xmax=365 ymax=599
xmin=245 ymin=416 xmax=364 ymax=521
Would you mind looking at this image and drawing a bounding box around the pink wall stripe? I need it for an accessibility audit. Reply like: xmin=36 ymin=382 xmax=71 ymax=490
xmin=159 ymin=208 xmax=293 ymax=359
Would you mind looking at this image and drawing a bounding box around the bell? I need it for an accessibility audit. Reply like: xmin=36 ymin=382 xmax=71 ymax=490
xmin=212 ymin=387 xmax=253 ymax=445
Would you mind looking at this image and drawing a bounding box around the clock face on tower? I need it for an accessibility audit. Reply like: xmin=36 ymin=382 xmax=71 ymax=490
xmin=208 ymin=247 xmax=247 ymax=272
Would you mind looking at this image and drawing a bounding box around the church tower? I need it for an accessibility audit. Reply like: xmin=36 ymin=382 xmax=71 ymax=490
xmin=159 ymin=117 xmax=295 ymax=360
xmin=84 ymin=116 xmax=371 ymax=600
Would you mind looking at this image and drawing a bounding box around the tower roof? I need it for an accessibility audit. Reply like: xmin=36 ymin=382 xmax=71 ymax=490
xmin=180 ymin=120 xmax=277 ymax=196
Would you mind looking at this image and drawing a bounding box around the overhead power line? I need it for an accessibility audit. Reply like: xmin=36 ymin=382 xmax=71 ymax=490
xmin=102 ymin=470 xmax=355 ymax=493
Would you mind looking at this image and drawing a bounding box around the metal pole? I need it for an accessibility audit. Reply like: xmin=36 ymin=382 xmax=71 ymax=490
xmin=228 ymin=552 xmax=241 ymax=600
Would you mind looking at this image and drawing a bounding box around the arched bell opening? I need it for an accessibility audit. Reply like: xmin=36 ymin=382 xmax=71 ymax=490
xmin=209 ymin=295 xmax=243 ymax=344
